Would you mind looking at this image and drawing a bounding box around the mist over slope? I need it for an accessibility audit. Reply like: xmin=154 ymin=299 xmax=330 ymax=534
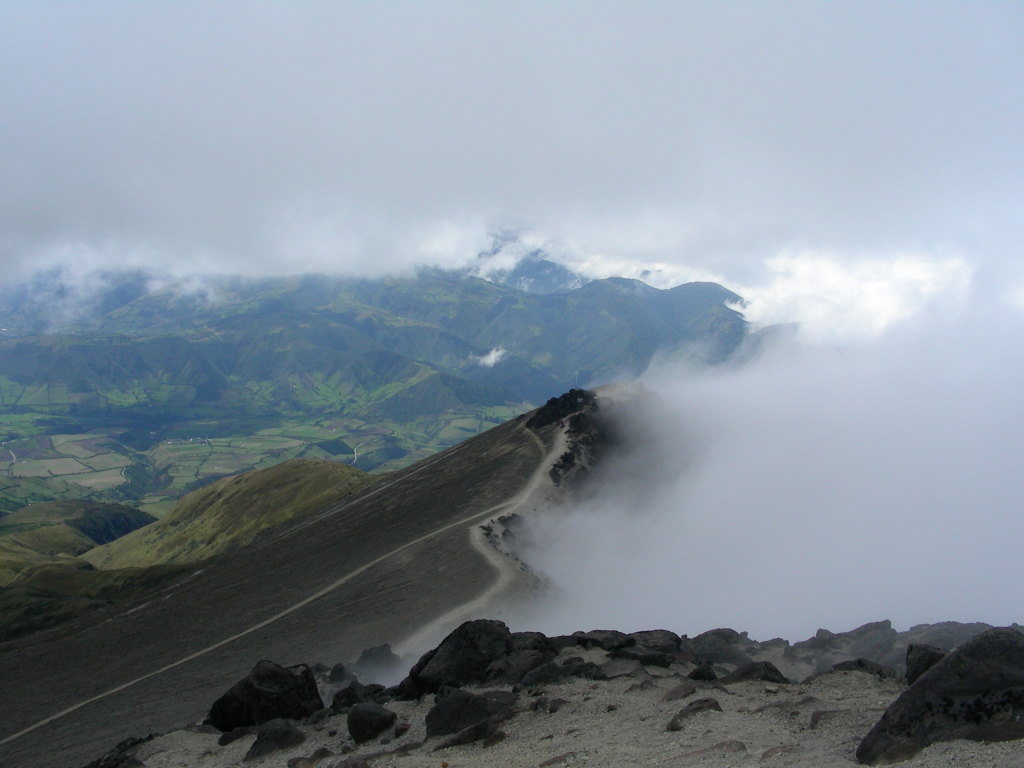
xmin=513 ymin=302 xmax=1024 ymax=642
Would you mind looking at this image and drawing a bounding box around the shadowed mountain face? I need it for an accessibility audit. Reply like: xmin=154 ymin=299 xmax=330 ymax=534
xmin=0 ymin=397 xmax=583 ymax=768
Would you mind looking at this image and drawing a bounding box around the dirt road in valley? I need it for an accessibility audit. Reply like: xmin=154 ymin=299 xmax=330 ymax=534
xmin=0 ymin=413 xmax=567 ymax=768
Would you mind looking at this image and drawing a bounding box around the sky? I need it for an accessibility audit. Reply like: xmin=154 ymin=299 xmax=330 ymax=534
xmin=3 ymin=2 xmax=1024 ymax=639
xmin=2 ymin=1 xmax=1022 ymax=341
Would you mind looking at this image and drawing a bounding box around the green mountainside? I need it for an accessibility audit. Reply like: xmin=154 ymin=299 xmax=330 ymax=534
xmin=84 ymin=458 xmax=370 ymax=569
xmin=0 ymin=458 xmax=370 ymax=640
xmin=0 ymin=267 xmax=745 ymax=515
xmin=0 ymin=500 xmax=154 ymax=585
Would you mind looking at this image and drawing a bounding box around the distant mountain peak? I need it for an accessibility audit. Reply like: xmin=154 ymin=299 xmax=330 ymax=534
xmin=469 ymin=235 xmax=589 ymax=295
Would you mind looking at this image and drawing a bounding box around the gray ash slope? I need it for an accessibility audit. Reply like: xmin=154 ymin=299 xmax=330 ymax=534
xmin=6 ymin=389 xmax=1024 ymax=768
xmin=0 ymin=391 xmax=596 ymax=768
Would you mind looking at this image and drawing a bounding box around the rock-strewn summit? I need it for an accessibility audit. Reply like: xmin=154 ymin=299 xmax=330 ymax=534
xmin=81 ymin=619 xmax=1024 ymax=768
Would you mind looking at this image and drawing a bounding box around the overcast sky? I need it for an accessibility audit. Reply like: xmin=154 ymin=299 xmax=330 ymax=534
xmin=2 ymin=1 xmax=1022 ymax=338
xmin=4 ymin=1 xmax=1023 ymax=641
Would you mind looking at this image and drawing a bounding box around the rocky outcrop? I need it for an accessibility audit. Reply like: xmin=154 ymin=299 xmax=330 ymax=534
xmin=857 ymin=628 xmax=1024 ymax=764
xmin=397 ymin=619 xmax=515 ymax=697
xmin=205 ymin=661 xmax=323 ymax=731
xmin=904 ymin=644 xmax=947 ymax=685
xmin=346 ymin=703 xmax=397 ymax=744
xmin=424 ymin=688 xmax=517 ymax=738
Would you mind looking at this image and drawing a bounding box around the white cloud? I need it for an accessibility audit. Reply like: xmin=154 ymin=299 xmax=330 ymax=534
xmin=736 ymin=252 xmax=973 ymax=344
xmin=511 ymin=302 xmax=1024 ymax=641
xmin=471 ymin=347 xmax=507 ymax=368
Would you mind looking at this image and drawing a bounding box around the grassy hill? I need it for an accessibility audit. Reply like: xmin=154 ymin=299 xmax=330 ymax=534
xmin=0 ymin=458 xmax=372 ymax=640
xmin=0 ymin=500 xmax=154 ymax=585
xmin=84 ymin=458 xmax=371 ymax=568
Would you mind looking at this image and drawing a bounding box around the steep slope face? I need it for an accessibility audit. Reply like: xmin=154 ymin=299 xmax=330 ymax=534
xmin=84 ymin=458 xmax=372 ymax=569
xmin=0 ymin=394 xmax=596 ymax=768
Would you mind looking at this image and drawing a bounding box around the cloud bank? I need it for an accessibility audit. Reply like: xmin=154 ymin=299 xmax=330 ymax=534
xmin=1 ymin=1 xmax=1021 ymax=296
xmin=510 ymin=301 xmax=1024 ymax=641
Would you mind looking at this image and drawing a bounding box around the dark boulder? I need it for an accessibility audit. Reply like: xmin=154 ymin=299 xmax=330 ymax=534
xmin=570 ymin=629 xmax=632 ymax=651
xmin=666 ymin=697 xmax=722 ymax=731
xmin=511 ymin=631 xmax=557 ymax=654
xmin=689 ymin=628 xmax=754 ymax=667
xmin=905 ymin=644 xmax=947 ymax=685
xmin=328 ymin=663 xmax=353 ymax=684
xmin=520 ymin=658 xmax=607 ymax=687
xmin=243 ymin=719 xmax=305 ymax=761
xmin=79 ymin=736 xmax=153 ymax=768
xmin=857 ymin=628 xmax=1024 ymax=764
xmin=832 ymin=659 xmax=899 ymax=680
xmin=627 ymin=629 xmax=682 ymax=655
xmin=424 ymin=689 xmax=517 ymax=738
xmin=399 ymin=620 xmax=513 ymax=697
xmin=353 ymin=644 xmax=403 ymax=682
xmin=611 ymin=646 xmax=675 ymax=668
xmin=720 ymin=661 xmax=789 ymax=685
xmin=525 ymin=389 xmax=597 ymax=429
xmin=206 ymin=661 xmax=324 ymax=731
xmin=662 ymin=682 xmax=697 ymax=702
xmin=347 ymin=703 xmax=397 ymax=744
xmin=486 ymin=649 xmax=553 ymax=683
xmin=331 ymin=682 xmax=389 ymax=713
xmin=688 ymin=661 xmax=718 ymax=681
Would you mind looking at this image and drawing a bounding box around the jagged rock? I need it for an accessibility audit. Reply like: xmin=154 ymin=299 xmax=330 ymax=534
xmin=206 ymin=661 xmax=324 ymax=731
xmin=243 ymin=718 xmax=305 ymax=761
xmin=662 ymin=682 xmax=697 ymax=702
xmin=611 ymin=646 xmax=675 ymax=667
xmin=720 ymin=661 xmax=789 ymax=684
xmin=346 ymin=703 xmax=397 ymax=744
xmin=831 ymin=658 xmax=899 ymax=679
xmin=328 ymin=663 xmax=352 ymax=683
xmin=353 ymin=644 xmax=402 ymax=681
xmin=511 ymin=631 xmax=557 ymax=654
xmin=486 ymin=649 xmax=553 ymax=683
xmin=571 ymin=629 xmax=632 ymax=651
xmin=399 ymin=620 xmax=514 ymax=697
xmin=627 ymin=629 xmax=682 ymax=655
xmin=667 ymin=697 xmax=722 ymax=731
xmin=331 ymin=681 xmax=389 ymax=713
xmin=600 ymin=658 xmax=647 ymax=679
xmin=548 ymin=635 xmax=583 ymax=653
xmin=525 ymin=389 xmax=597 ymax=429
xmin=425 ymin=689 xmax=517 ymax=737
xmin=688 ymin=661 xmax=718 ymax=681
xmin=79 ymin=736 xmax=152 ymax=768
xmin=519 ymin=658 xmax=607 ymax=687
xmin=857 ymin=628 xmax=1024 ymax=764
xmin=905 ymin=644 xmax=947 ymax=685
xmin=689 ymin=628 xmax=754 ymax=666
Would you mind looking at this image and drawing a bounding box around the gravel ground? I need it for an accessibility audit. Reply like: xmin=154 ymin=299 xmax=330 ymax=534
xmin=130 ymin=648 xmax=1024 ymax=768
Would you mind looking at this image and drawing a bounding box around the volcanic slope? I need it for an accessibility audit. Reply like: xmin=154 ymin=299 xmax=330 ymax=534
xmin=0 ymin=394 xmax=587 ymax=768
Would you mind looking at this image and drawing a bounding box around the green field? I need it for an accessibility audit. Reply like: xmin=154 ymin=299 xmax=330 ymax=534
xmin=0 ymin=403 xmax=527 ymax=518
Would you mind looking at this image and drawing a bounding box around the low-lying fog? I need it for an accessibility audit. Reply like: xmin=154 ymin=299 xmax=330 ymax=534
xmin=509 ymin=303 xmax=1024 ymax=643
